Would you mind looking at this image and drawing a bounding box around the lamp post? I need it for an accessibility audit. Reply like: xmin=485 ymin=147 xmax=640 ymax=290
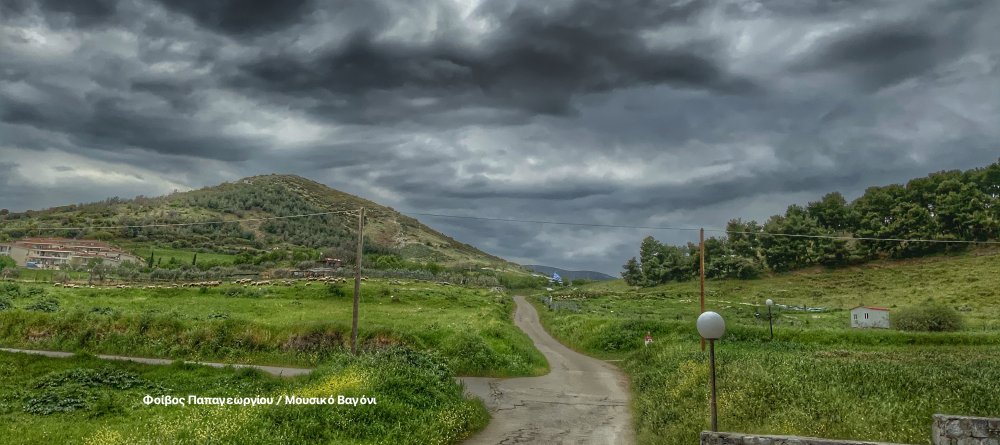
xmin=697 ymin=311 xmax=726 ymax=432
xmin=765 ymin=299 xmax=774 ymax=340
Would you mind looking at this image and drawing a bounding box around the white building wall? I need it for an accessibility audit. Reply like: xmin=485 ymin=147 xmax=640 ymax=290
xmin=850 ymin=308 xmax=890 ymax=328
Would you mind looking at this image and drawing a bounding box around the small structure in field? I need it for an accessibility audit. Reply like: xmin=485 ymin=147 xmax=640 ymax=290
xmin=850 ymin=306 xmax=890 ymax=329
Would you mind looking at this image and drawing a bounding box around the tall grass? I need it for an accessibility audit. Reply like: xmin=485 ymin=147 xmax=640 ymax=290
xmin=0 ymin=347 xmax=488 ymax=445
xmin=0 ymin=280 xmax=547 ymax=377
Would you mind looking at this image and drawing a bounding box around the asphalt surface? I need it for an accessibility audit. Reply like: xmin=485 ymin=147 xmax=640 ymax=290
xmin=0 ymin=347 xmax=312 ymax=377
xmin=459 ymin=295 xmax=634 ymax=445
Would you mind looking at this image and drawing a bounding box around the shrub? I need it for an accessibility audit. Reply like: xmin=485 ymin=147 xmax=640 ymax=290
xmin=26 ymin=298 xmax=60 ymax=313
xmin=894 ymin=303 xmax=964 ymax=332
xmin=0 ymin=282 xmax=20 ymax=298
xmin=327 ymin=284 xmax=349 ymax=298
xmin=0 ymin=298 xmax=10 ymax=311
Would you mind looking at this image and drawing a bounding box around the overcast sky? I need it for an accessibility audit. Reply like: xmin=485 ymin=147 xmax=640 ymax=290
xmin=1 ymin=0 xmax=999 ymax=274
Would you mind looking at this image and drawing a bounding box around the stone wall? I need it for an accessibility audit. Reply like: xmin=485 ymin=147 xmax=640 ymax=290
xmin=933 ymin=414 xmax=1000 ymax=445
xmin=700 ymin=414 xmax=1000 ymax=445
xmin=700 ymin=431 xmax=911 ymax=445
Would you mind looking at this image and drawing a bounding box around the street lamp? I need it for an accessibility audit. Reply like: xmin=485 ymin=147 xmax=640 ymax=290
xmin=697 ymin=311 xmax=726 ymax=432
xmin=765 ymin=299 xmax=774 ymax=340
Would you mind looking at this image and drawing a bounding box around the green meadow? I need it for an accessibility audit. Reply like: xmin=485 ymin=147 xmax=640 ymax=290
xmin=124 ymin=245 xmax=239 ymax=266
xmin=0 ymin=280 xmax=547 ymax=377
xmin=0 ymin=349 xmax=487 ymax=445
xmin=534 ymin=249 xmax=1000 ymax=444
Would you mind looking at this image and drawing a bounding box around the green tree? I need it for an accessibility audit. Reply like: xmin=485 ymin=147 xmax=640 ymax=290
xmin=726 ymin=219 xmax=763 ymax=261
xmin=0 ymin=256 xmax=15 ymax=271
xmin=760 ymin=206 xmax=824 ymax=272
xmin=807 ymin=192 xmax=854 ymax=231
xmin=621 ymin=257 xmax=643 ymax=286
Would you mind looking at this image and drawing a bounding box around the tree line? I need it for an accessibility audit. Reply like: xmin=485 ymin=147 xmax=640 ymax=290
xmin=622 ymin=159 xmax=1000 ymax=286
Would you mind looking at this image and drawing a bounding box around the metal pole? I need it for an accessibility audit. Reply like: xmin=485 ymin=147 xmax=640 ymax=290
xmin=700 ymin=228 xmax=706 ymax=351
xmin=709 ymin=339 xmax=718 ymax=432
xmin=351 ymin=207 xmax=365 ymax=355
xmin=768 ymin=305 xmax=773 ymax=340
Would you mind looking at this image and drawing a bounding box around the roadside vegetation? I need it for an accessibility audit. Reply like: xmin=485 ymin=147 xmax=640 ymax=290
xmin=534 ymin=249 xmax=1000 ymax=444
xmin=621 ymin=160 xmax=1000 ymax=285
xmin=0 ymin=280 xmax=547 ymax=377
xmin=0 ymin=348 xmax=488 ymax=445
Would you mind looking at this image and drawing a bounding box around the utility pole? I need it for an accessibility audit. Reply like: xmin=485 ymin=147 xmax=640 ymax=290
xmin=351 ymin=207 xmax=365 ymax=355
xmin=700 ymin=227 xmax=706 ymax=351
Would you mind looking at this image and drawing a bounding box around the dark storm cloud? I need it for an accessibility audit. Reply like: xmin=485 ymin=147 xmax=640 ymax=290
xmin=0 ymin=87 xmax=262 ymax=161
xmin=2 ymin=0 xmax=999 ymax=274
xmin=153 ymin=0 xmax=313 ymax=35
xmin=1 ymin=0 xmax=119 ymax=28
xmin=230 ymin=0 xmax=754 ymax=118
xmin=792 ymin=0 xmax=989 ymax=91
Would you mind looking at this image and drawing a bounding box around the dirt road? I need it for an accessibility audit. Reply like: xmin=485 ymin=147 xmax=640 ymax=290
xmin=460 ymin=295 xmax=633 ymax=445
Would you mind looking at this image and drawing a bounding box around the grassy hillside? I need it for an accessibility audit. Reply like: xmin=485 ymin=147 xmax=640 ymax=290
xmin=532 ymin=249 xmax=1000 ymax=444
xmin=0 ymin=174 xmax=511 ymax=269
xmin=560 ymin=247 xmax=1000 ymax=332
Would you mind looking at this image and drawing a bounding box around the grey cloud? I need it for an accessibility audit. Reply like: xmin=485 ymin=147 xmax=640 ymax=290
xmin=151 ymin=0 xmax=313 ymax=35
xmin=791 ymin=1 xmax=992 ymax=91
xmin=228 ymin=0 xmax=755 ymax=119
xmin=1 ymin=0 xmax=119 ymax=28
xmin=1 ymin=0 xmax=999 ymax=274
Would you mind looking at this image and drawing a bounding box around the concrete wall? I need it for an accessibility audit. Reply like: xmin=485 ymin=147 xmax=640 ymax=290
xmin=933 ymin=414 xmax=1000 ymax=445
xmin=701 ymin=414 xmax=1000 ymax=445
xmin=700 ymin=431 xmax=910 ymax=445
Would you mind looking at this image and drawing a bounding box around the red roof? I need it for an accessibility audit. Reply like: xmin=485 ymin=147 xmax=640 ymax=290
xmin=852 ymin=306 xmax=889 ymax=311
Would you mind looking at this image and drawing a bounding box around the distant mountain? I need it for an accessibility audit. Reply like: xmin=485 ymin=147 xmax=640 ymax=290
xmin=525 ymin=265 xmax=616 ymax=281
xmin=0 ymin=174 xmax=510 ymax=267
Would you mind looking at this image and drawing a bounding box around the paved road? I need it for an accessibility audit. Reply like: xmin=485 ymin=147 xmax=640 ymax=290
xmin=460 ymin=295 xmax=634 ymax=445
xmin=0 ymin=348 xmax=312 ymax=377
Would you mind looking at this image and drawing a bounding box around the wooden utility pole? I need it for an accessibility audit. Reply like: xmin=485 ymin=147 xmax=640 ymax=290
xmin=700 ymin=227 xmax=706 ymax=351
xmin=351 ymin=207 xmax=365 ymax=355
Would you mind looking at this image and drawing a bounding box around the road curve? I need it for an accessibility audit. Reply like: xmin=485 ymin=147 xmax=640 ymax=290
xmin=459 ymin=295 xmax=634 ymax=445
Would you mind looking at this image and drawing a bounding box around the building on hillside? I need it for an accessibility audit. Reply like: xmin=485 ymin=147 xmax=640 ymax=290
xmin=850 ymin=306 xmax=890 ymax=329
xmin=6 ymin=237 xmax=142 ymax=269
xmin=0 ymin=243 xmax=10 ymax=257
xmin=322 ymin=257 xmax=342 ymax=268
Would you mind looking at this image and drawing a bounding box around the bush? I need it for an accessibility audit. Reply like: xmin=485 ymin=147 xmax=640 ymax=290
xmin=26 ymin=298 xmax=60 ymax=313
xmin=894 ymin=303 xmax=964 ymax=332
xmin=327 ymin=285 xmax=349 ymax=298
xmin=0 ymin=282 xmax=20 ymax=298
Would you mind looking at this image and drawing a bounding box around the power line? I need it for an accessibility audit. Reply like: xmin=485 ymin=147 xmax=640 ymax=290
xmin=405 ymin=211 xmax=1000 ymax=245
xmin=403 ymin=212 xmax=703 ymax=232
xmin=3 ymin=207 xmax=999 ymax=246
xmin=0 ymin=210 xmax=358 ymax=232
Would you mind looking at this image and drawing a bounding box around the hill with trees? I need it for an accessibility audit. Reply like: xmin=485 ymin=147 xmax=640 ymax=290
xmin=622 ymin=158 xmax=1000 ymax=286
xmin=0 ymin=174 xmax=512 ymax=272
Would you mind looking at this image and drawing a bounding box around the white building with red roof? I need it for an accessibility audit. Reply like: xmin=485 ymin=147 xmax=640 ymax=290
xmin=850 ymin=305 xmax=890 ymax=329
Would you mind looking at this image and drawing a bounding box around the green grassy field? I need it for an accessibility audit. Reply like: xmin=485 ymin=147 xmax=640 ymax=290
xmin=124 ymin=245 xmax=239 ymax=266
xmin=567 ymin=248 xmax=1000 ymax=332
xmin=0 ymin=280 xmax=547 ymax=377
xmin=0 ymin=348 xmax=487 ymax=445
xmin=533 ymin=249 xmax=1000 ymax=444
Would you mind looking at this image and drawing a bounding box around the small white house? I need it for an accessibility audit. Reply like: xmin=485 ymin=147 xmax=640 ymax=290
xmin=850 ymin=306 xmax=890 ymax=329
